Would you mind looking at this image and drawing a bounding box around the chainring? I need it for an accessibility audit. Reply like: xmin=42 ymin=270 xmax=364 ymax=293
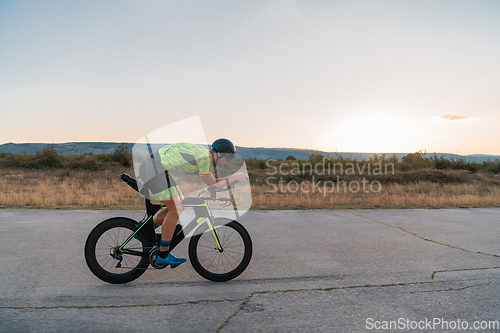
xmin=149 ymin=247 xmax=168 ymax=269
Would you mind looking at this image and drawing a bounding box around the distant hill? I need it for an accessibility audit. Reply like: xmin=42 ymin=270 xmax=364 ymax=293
xmin=0 ymin=142 xmax=132 ymax=155
xmin=0 ymin=142 xmax=499 ymax=162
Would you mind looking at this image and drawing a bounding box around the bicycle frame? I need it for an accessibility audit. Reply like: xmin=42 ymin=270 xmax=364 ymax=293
xmin=118 ymin=196 xmax=222 ymax=258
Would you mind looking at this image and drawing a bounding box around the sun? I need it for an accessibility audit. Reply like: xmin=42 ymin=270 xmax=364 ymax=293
xmin=323 ymin=113 xmax=420 ymax=153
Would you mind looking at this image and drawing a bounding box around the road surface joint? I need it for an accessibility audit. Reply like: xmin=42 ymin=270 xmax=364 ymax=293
xmin=215 ymin=266 xmax=500 ymax=332
xmin=345 ymin=210 xmax=500 ymax=258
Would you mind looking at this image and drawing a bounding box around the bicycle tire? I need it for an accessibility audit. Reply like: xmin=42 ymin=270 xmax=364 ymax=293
xmin=85 ymin=217 xmax=150 ymax=284
xmin=189 ymin=219 xmax=252 ymax=282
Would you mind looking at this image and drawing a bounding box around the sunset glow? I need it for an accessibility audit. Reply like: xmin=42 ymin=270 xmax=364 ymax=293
xmin=1 ymin=1 xmax=499 ymax=154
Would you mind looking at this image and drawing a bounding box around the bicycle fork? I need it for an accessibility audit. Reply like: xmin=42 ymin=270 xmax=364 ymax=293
xmin=197 ymin=217 xmax=223 ymax=252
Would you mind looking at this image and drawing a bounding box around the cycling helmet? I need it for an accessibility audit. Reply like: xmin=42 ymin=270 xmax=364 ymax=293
xmin=211 ymin=138 xmax=236 ymax=162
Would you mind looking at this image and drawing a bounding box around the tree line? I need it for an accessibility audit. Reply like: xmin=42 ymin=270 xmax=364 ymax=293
xmin=245 ymin=150 xmax=500 ymax=174
xmin=0 ymin=143 xmax=132 ymax=170
xmin=1 ymin=145 xmax=499 ymax=174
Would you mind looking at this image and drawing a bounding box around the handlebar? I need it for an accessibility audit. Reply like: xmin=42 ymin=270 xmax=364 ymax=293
xmin=198 ymin=181 xmax=239 ymax=206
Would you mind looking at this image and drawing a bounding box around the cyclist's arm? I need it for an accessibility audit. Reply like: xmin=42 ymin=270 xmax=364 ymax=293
xmin=201 ymin=173 xmax=248 ymax=187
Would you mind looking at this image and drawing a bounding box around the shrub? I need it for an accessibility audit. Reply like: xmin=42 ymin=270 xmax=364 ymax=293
xmin=434 ymin=157 xmax=453 ymax=170
xmin=112 ymin=143 xmax=132 ymax=167
xmin=308 ymin=152 xmax=324 ymax=165
xmin=40 ymin=144 xmax=61 ymax=168
xmin=484 ymin=160 xmax=500 ymax=174
xmin=245 ymin=158 xmax=268 ymax=169
xmin=401 ymin=150 xmax=432 ymax=171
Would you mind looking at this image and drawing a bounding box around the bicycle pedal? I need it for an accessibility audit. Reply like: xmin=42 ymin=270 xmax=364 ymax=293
xmin=170 ymin=264 xmax=179 ymax=269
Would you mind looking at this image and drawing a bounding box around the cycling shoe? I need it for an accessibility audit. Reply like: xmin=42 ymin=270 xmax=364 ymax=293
xmin=155 ymin=253 xmax=187 ymax=266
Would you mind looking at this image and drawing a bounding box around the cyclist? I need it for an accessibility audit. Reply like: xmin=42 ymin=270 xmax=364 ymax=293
xmin=138 ymin=138 xmax=248 ymax=266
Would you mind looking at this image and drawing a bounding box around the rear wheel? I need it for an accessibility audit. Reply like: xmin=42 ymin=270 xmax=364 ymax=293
xmin=85 ymin=217 xmax=150 ymax=284
xmin=189 ymin=219 xmax=252 ymax=282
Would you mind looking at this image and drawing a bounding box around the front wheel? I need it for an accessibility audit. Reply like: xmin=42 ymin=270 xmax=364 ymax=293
xmin=189 ymin=219 xmax=252 ymax=282
xmin=84 ymin=217 xmax=151 ymax=284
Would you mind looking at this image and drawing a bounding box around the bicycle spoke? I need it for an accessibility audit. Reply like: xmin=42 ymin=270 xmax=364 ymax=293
xmin=222 ymin=227 xmax=228 ymax=246
xmin=215 ymin=251 xmax=222 ymax=272
xmin=201 ymin=235 xmax=217 ymax=247
xmin=111 ymin=227 xmax=118 ymax=244
xmin=196 ymin=243 xmax=219 ymax=250
xmin=221 ymin=237 xmax=240 ymax=249
xmin=102 ymin=256 xmax=113 ymax=270
xmin=220 ymin=252 xmax=226 ymax=273
xmin=222 ymin=230 xmax=239 ymax=247
xmin=220 ymin=244 xmax=244 ymax=251
xmin=102 ymin=233 xmax=116 ymax=248
xmin=221 ymin=250 xmax=240 ymax=263
xmin=123 ymin=255 xmax=138 ymax=269
xmin=199 ymin=254 xmax=217 ymax=264
xmin=221 ymin=252 xmax=236 ymax=270
xmin=206 ymin=250 xmax=219 ymax=268
xmin=196 ymin=249 xmax=220 ymax=255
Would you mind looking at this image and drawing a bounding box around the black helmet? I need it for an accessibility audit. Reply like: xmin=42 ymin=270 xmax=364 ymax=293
xmin=211 ymin=138 xmax=235 ymax=161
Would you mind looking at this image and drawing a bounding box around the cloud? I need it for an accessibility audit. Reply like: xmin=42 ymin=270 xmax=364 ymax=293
xmin=440 ymin=115 xmax=467 ymax=121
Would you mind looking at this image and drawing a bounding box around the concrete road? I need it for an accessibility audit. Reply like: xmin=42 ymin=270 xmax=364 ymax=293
xmin=0 ymin=209 xmax=499 ymax=332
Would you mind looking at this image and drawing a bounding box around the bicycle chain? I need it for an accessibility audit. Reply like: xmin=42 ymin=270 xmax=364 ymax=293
xmin=112 ymin=247 xmax=175 ymax=270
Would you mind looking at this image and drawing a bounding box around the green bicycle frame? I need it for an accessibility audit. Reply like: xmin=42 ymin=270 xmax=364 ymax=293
xmin=118 ymin=198 xmax=222 ymax=255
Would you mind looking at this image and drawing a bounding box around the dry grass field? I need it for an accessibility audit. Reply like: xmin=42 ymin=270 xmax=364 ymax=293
xmin=0 ymin=168 xmax=144 ymax=210
xmin=250 ymin=182 xmax=500 ymax=209
xmin=1 ymin=167 xmax=499 ymax=210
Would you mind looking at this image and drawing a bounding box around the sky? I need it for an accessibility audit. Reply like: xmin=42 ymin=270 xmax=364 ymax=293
xmin=1 ymin=0 xmax=500 ymax=155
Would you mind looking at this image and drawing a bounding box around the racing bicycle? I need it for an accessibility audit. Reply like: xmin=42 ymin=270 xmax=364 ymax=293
xmin=84 ymin=174 xmax=252 ymax=283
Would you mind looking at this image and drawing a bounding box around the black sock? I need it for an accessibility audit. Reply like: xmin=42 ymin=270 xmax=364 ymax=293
xmin=158 ymin=250 xmax=169 ymax=259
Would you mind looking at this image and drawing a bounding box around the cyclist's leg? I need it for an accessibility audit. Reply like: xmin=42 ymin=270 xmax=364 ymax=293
xmin=153 ymin=191 xmax=185 ymax=227
xmin=147 ymin=167 xmax=186 ymax=264
xmin=154 ymin=194 xmax=187 ymax=265
xmin=159 ymin=195 xmax=185 ymax=253
xmin=153 ymin=207 xmax=168 ymax=227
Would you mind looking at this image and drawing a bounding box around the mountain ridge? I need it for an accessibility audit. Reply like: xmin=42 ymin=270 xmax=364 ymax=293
xmin=0 ymin=142 xmax=499 ymax=162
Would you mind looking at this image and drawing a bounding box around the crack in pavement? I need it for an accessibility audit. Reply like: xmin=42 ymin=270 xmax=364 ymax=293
xmin=216 ymin=208 xmax=500 ymax=332
xmin=344 ymin=210 xmax=500 ymax=258
xmin=0 ymin=280 xmax=435 ymax=313
xmin=215 ymin=280 xmax=435 ymax=333
xmin=408 ymin=282 xmax=492 ymax=294
xmin=0 ymin=298 xmax=244 ymax=310
xmin=3 ymin=267 xmax=499 ymax=333
xmin=432 ymin=266 xmax=500 ymax=280
xmin=215 ymin=266 xmax=500 ymax=332
xmin=216 ymin=295 xmax=253 ymax=332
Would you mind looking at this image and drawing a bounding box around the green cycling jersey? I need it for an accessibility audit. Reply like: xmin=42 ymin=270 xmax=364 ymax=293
xmin=158 ymin=143 xmax=211 ymax=176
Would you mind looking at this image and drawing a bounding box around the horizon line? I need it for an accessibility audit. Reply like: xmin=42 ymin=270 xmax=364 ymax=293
xmin=0 ymin=141 xmax=498 ymax=156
